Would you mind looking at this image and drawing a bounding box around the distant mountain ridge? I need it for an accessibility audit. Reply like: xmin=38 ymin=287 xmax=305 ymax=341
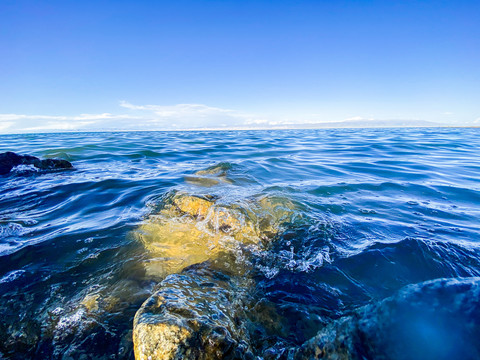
xmin=281 ymin=119 xmax=444 ymax=129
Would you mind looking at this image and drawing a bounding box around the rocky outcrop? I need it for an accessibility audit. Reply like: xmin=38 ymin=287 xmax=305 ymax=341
xmin=133 ymin=189 xmax=296 ymax=359
xmin=295 ymin=277 xmax=480 ymax=360
xmin=32 ymin=279 xmax=149 ymax=360
xmin=0 ymin=151 xmax=73 ymax=175
xmin=133 ymin=165 xmax=480 ymax=360
xmin=131 ymin=160 xmax=480 ymax=360
xmin=133 ymin=263 xmax=255 ymax=360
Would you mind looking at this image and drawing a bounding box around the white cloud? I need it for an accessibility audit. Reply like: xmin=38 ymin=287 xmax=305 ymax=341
xmin=0 ymin=122 xmax=14 ymax=131
xmin=344 ymin=116 xmax=365 ymax=121
xmin=343 ymin=116 xmax=376 ymax=122
xmin=118 ymin=101 xmax=262 ymax=129
xmin=20 ymin=121 xmax=97 ymax=132
xmin=0 ymin=113 xmax=134 ymax=121
xmin=0 ymin=102 xmax=455 ymax=134
xmin=0 ymin=102 xmax=270 ymax=133
xmin=0 ymin=112 xmax=148 ymax=133
xmin=120 ymin=101 xmax=235 ymax=117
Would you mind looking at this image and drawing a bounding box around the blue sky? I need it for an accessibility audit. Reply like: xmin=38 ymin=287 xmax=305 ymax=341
xmin=1 ymin=0 xmax=479 ymax=133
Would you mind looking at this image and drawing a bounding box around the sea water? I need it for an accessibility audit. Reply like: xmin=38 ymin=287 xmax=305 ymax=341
xmin=1 ymin=128 xmax=480 ymax=359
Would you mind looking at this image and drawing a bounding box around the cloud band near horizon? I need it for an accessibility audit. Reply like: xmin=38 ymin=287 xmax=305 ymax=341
xmin=0 ymin=101 xmax=476 ymax=134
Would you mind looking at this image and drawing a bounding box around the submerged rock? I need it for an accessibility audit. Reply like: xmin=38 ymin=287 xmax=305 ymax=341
xmin=0 ymin=151 xmax=73 ymax=175
xmin=184 ymin=175 xmax=233 ymax=187
xmin=194 ymin=162 xmax=233 ymax=177
xmin=133 ymin=263 xmax=255 ymax=360
xmin=184 ymin=163 xmax=235 ymax=187
xmin=133 ymin=161 xmax=298 ymax=359
xmin=295 ymin=277 xmax=480 ymax=360
xmin=173 ymin=194 xmax=215 ymax=219
xmin=133 ymin=188 xmax=297 ymax=359
xmin=136 ymin=191 xmax=295 ymax=278
xmin=34 ymin=279 xmax=149 ymax=360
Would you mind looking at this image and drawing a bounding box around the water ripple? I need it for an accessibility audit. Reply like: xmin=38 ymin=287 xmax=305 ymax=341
xmin=0 ymin=128 xmax=479 ymax=358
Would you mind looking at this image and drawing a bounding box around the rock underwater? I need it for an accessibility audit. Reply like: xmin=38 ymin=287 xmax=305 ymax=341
xmin=133 ymin=187 xmax=297 ymax=359
xmin=133 ymin=263 xmax=256 ymax=360
xmin=0 ymin=151 xmax=73 ymax=175
xmin=131 ymin=164 xmax=480 ymax=360
xmin=295 ymin=277 xmax=480 ymax=360
xmin=136 ymin=191 xmax=295 ymax=279
xmin=184 ymin=162 xmax=235 ymax=187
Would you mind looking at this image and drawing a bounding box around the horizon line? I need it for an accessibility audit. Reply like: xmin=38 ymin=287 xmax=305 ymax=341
xmin=1 ymin=124 xmax=479 ymax=136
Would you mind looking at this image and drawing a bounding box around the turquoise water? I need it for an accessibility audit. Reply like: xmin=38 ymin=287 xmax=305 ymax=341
xmin=1 ymin=128 xmax=480 ymax=359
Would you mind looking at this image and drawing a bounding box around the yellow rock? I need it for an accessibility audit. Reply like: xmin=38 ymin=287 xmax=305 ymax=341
xmin=139 ymin=220 xmax=227 ymax=277
xmin=80 ymin=294 xmax=100 ymax=312
xmin=136 ymin=192 xmax=296 ymax=279
xmin=256 ymin=196 xmax=296 ymax=233
xmin=133 ymin=191 xmax=298 ymax=360
xmin=72 ymin=279 xmax=151 ymax=319
xmin=183 ymin=163 xmax=235 ymax=187
xmin=184 ymin=175 xmax=220 ymax=187
xmin=133 ymin=321 xmax=191 ymax=360
xmin=172 ymin=194 xmax=214 ymax=219
xmin=133 ymin=265 xmax=255 ymax=360
xmin=194 ymin=163 xmax=231 ymax=176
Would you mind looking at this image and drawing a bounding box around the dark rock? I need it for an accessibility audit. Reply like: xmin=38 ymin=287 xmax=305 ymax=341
xmin=0 ymin=152 xmax=22 ymax=175
xmin=295 ymin=277 xmax=480 ymax=360
xmin=0 ymin=152 xmax=73 ymax=175
xmin=36 ymin=158 xmax=73 ymax=171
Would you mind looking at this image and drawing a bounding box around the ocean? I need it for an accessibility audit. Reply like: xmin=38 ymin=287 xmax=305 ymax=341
xmin=1 ymin=128 xmax=480 ymax=359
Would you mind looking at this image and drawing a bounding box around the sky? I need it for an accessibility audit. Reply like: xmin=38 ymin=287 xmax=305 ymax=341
xmin=0 ymin=0 xmax=479 ymax=133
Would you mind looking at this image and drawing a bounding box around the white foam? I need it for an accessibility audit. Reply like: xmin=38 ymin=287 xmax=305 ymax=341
xmin=0 ymin=269 xmax=26 ymax=283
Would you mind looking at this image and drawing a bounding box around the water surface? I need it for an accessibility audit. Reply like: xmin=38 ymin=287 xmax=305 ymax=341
xmin=1 ymin=128 xmax=480 ymax=359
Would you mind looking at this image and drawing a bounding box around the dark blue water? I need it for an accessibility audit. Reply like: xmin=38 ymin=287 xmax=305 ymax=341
xmin=1 ymin=128 xmax=480 ymax=359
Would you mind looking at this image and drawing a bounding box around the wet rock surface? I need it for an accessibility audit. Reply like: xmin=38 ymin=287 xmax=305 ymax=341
xmin=184 ymin=162 xmax=234 ymax=187
xmin=295 ymin=277 xmax=480 ymax=360
xmin=0 ymin=151 xmax=73 ymax=175
xmin=133 ymin=263 xmax=256 ymax=360
xmin=136 ymin=191 xmax=295 ymax=278
xmin=133 ymin=186 xmax=298 ymax=359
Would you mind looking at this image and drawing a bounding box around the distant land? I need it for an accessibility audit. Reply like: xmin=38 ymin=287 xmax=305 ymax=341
xmin=2 ymin=119 xmax=479 ymax=135
xmin=181 ymin=120 xmax=477 ymax=132
xmin=264 ymin=119 xmax=445 ymax=129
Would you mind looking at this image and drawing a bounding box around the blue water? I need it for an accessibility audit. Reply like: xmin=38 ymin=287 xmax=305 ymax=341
xmin=1 ymin=128 xmax=480 ymax=359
